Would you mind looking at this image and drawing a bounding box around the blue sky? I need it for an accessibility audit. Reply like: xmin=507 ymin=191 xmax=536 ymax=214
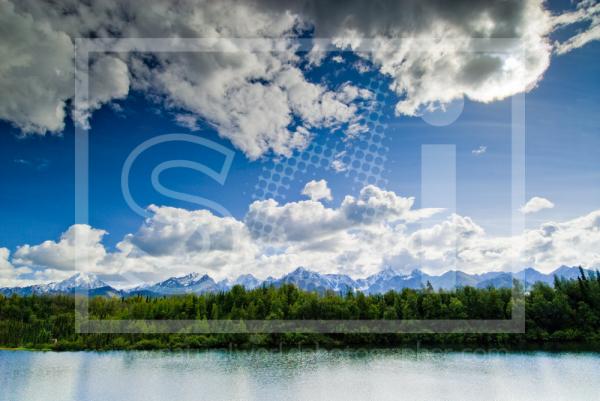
xmin=1 ymin=0 xmax=599 ymax=285
xmin=2 ymin=42 xmax=598 ymax=249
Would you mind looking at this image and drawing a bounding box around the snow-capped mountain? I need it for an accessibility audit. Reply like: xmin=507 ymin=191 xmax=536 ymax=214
xmin=265 ymin=267 xmax=358 ymax=294
xmin=269 ymin=267 xmax=340 ymax=293
xmin=50 ymin=272 xmax=109 ymax=291
xmin=262 ymin=265 xmax=595 ymax=294
xmin=1 ymin=266 xmax=596 ymax=297
xmin=361 ymin=268 xmax=425 ymax=294
xmin=0 ymin=272 xmax=117 ymax=296
xmin=322 ymin=273 xmax=359 ymax=293
xmin=232 ymin=274 xmax=262 ymax=289
xmin=138 ymin=273 xmax=227 ymax=295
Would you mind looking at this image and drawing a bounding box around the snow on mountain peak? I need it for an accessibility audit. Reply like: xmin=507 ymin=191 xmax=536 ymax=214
xmin=57 ymin=272 xmax=108 ymax=290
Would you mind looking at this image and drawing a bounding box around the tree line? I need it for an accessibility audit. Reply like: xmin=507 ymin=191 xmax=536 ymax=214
xmin=1 ymin=268 xmax=599 ymax=350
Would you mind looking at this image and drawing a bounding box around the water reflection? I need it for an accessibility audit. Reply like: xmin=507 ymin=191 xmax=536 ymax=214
xmin=1 ymin=349 xmax=599 ymax=401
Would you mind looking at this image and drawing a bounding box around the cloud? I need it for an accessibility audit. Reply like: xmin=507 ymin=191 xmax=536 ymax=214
xmin=13 ymin=224 xmax=108 ymax=272
xmin=472 ymin=145 xmax=487 ymax=156
xmin=4 ymin=184 xmax=441 ymax=284
xmin=552 ymin=0 xmax=600 ymax=55
xmin=0 ymin=248 xmax=24 ymax=287
xmin=302 ymin=179 xmax=332 ymax=201
xmin=73 ymin=56 xmax=130 ymax=129
xmin=1 ymin=0 xmax=599 ymax=159
xmin=4 ymin=184 xmax=600 ymax=286
xmin=126 ymin=205 xmax=254 ymax=256
xmin=107 ymin=205 xmax=259 ymax=281
xmin=1 ymin=0 xmax=370 ymax=160
xmin=520 ymin=196 xmax=555 ymax=214
xmin=247 ymin=185 xmax=438 ymax=243
xmin=173 ymin=114 xmax=200 ymax=131
xmin=0 ymin=0 xmax=73 ymax=134
xmin=331 ymin=151 xmax=349 ymax=172
xmin=298 ymin=0 xmax=556 ymax=117
xmin=331 ymin=159 xmax=347 ymax=172
xmin=13 ymin=158 xmax=50 ymax=170
xmin=353 ymin=60 xmax=372 ymax=74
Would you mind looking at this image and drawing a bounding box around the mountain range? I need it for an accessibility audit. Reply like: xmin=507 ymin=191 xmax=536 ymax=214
xmin=0 ymin=266 xmax=596 ymax=297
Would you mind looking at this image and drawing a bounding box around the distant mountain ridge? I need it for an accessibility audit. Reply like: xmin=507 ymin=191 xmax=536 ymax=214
xmin=1 ymin=266 xmax=596 ymax=297
xmin=0 ymin=272 xmax=120 ymax=297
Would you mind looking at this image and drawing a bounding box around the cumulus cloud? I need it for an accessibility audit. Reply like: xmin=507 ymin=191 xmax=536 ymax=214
xmin=302 ymin=179 xmax=332 ymax=201
xmin=297 ymin=0 xmax=557 ymax=116
xmin=13 ymin=224 xmax=108 ymax=272
xmin=126 ymin=205 xmax=255 ymax=256
xmin=0 ymin=248 xmax=24 ymax=287
xmin=3 ymin=184 xmax=600 ymax=286
xmin=107 ymin=205 xmax=259 ymax=281
xmin=1 ymin=0 xmax=370 ymax=160
xmin=0 ymin=0 xmax=73 ymax=133
xmin=73 ymin=55 xmax=130 ymax=129
xmin=520 ymin=196 xmax=555 ymax=214
xmin=247 ymin=185 xmax=439 ymax=244
xmin=4 ymin=184 xmax=441 ymax=284
xmin=1 ymin=0 xmax=598 ymax=159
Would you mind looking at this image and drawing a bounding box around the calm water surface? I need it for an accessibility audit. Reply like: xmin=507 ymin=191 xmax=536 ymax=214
xmin=1 ymin=349 xmax=599 ymax=400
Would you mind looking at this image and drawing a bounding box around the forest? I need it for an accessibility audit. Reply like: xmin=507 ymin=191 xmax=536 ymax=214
xmin=1 ymin=268 xmax=599 ymax=351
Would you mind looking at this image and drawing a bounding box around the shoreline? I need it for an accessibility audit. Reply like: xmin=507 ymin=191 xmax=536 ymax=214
xmin=3 ymin=341 xmax=600 ymax=353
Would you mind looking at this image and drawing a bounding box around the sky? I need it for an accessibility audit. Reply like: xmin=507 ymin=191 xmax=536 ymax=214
xmin=0 ymin=0 xmax=599 ymax=287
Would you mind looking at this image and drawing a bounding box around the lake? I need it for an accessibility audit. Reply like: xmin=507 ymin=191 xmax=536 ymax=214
xmin=1 ymin=349 xmax=599 ymax=400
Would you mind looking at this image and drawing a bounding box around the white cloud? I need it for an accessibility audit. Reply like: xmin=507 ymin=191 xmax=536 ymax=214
xmin=174 ymin=114 xmax=200 ymax=131
xmin=0 ymin=0 xmax=73 ymax=134
xmin=4 ymin=185 xmax=600 ymax=286
xmin=0 ymin=248 xmax=21 ymax=287
xmin=1 ymin=0 xmax=369 ymax=160
xmin=552 ymin=0 xmax=600 ymax=55
xmin=331 ymin=159 xmax=347 ymax=172
xmin=73 ymin=56 xmax=130 ymax=129
xmin=302 ymin=179 xmax=332 ymax=201
xmin=108 ymin=205 xmax=259 ymax=281
xmin=353 ymin=60 xmax=372 ymax=74
xmin=246 ymin=198 xmax=347 ymax=243
xmin=126 ymin=205 xmax=254 ymax=256
xmin=472 ymin=145 xmax=487 ymax=156
xmin=13 ymin=224 xmax=108 ymax=273
xmin=520 ymin=196 xmax=555 ymax=214
xmin=2 ymin=0 xmax=599 ymax=159
xmin=300 ymin=0 xmax=556 ymax=117
xmin=247 ymin=185 xmax=438 ymax=244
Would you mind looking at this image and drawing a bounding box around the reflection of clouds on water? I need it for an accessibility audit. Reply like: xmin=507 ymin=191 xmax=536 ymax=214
xmin=2 ymin=350 xmax=599 ymax=401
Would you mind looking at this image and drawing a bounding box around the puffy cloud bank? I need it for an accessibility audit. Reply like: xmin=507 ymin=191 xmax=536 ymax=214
xmin=1 ymin=0 xmax=599 ymax=159
xmin=4 ymin=182 xmax=600 ymax=287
